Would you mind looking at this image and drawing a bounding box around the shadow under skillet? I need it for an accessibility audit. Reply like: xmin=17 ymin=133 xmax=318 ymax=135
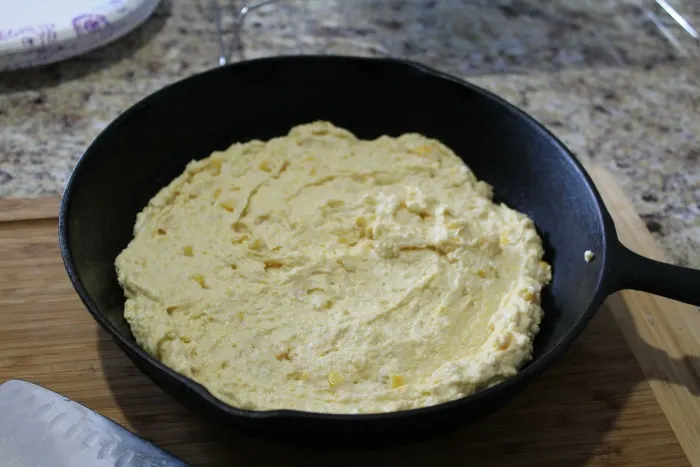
xmin=0 ymin=0 xmax=172 ymax=95
xmin=98 ymin=295 xmax=695 ymax=466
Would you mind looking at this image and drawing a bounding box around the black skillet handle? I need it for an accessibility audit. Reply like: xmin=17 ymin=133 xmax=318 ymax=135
xmin=609 ymin=242 xmax=700 ymax=306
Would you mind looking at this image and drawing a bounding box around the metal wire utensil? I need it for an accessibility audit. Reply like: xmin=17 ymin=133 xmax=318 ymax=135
xmin=655 ymin=0 xmax=698 ymax=40
xmin=640 ymin=0 xmax=699 ymax=57
xmin=211 ymin=0 xmax=281 ymax=65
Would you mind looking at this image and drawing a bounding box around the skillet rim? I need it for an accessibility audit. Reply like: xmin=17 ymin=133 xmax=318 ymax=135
xmin=58 ymin=54 xmax=616 ymax=423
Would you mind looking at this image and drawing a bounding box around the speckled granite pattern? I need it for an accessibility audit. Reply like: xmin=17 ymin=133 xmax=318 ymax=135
xmin=238 ymin=0 xmax=700 ymax=69
xmin=470 ymin=67 xmax=700 ymax=269
xmin=0 ymin=0 xmax=698 ymax=267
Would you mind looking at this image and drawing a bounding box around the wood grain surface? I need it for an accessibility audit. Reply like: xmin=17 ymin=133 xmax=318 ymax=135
xmin=0 ymin=196 xmax=59 ymax=222
xmin=0 ymin=169 xmax=697 ymax=466
xmin=590 ymin=166 xmax=700 ymax=465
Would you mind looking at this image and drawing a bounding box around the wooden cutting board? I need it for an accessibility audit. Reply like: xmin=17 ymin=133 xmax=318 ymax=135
xmin=0 ymin=166 xmax=699 ymax=467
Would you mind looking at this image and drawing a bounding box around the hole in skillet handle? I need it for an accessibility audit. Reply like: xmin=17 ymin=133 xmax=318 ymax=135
xmin=606 ymin=240 xmax=700 ymax=306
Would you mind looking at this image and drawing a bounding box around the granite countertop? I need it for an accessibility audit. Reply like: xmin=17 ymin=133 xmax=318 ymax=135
xmin=0 ymin=0 xmax=698 ymax=268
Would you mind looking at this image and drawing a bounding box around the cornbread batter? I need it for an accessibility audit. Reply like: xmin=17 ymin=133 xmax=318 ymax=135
xmin=116 ymin=121 xmax=551 ymax=414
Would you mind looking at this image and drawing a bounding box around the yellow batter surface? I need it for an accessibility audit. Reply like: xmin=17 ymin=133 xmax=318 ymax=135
xmin=116 ymin=121 xmax=551 ymax=414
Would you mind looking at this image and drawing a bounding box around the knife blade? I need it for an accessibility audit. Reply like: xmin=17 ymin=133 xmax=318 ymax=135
xmin=0 ymin=379 xmax=189 ymax=467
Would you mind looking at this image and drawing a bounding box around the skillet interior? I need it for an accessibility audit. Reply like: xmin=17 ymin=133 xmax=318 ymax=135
xmin=60 ymin=56 xmax=611 ymax=441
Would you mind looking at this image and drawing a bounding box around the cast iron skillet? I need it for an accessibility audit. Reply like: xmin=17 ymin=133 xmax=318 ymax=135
xmin=58 ymin=56 xmax=700 ymax=444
